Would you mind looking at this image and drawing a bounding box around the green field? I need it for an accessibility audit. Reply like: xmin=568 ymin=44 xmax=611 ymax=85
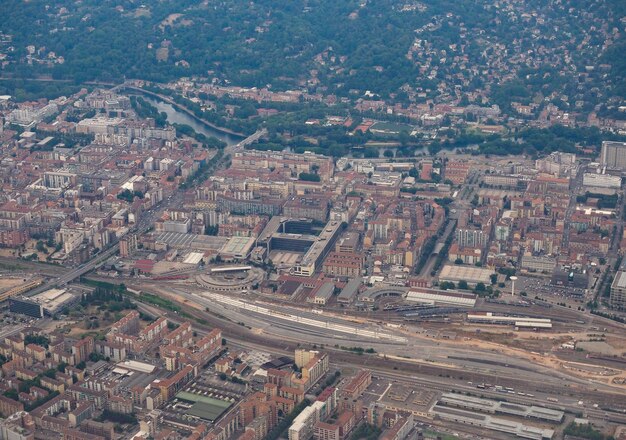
xmin=369 ymin=121 xmax=414 ymax=134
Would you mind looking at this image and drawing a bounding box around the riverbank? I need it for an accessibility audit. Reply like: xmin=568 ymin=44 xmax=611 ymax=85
xmin=121 ymin=85 xmax=246 ymax=139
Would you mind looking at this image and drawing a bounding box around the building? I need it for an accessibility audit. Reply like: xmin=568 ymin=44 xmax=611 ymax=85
xmin=219 ymin=236 xmax=257 ymax=261
xmin=322 ymin=252 xmax=364 ymax=278
xmin=379 ymin=415 xmax=414 ymax=440
xmin=313 ymin=411 xmax=355 ymax=440
xmin=284 ymin=196 xmax=330 ymax=223
xmin=335 ymin=233 xmax=359 ymax=254
xmin=600 ymin=141 xmax=626 ymax=171
xmin=312 ymin=283 xmax=335 ymax=306
xmin=521 ymin=255 xmax=556 ymax=273
xmin=337 ymin=278 xmax=361 ymax=304
xmin=456 ymin=228 xmax=488 ymax=248
xmin=610 ymin=271 xmax=626 ymax=310
xmin=340 ymin=371 xmax=371 ymax=401
xmin=0 ymin=411 xmax=35 ymax=440
xmin=289 ymin=401 xmax=325 ymax=440
xmin=438 ymin=265 xmax=494 ymax=287
xmin=8 ymin=298 xmax=44 ymax=318
xmin=0 ymin=395 xmax=24 ymax=417
xmin=444 ymin=161 xmax=471 ymax=185
xmin=405 ymin=288 xmax=477 ymax=307
xmin=583 ymin=173 xmax=622 ymax=193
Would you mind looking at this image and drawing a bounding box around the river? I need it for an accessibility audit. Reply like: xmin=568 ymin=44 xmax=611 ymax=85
xmin=140 ymin=96 xmax=242 ymax=146
xmin=140 ymin=95 xmax=477 ymax=156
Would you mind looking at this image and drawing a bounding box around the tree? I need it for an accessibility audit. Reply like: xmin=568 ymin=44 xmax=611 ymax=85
xmin=439 ymin=281 xmax=455 ymax=290
xmin=383 ymin=149 xmax=394 ymax=158
xmin=454 ymin=258 xmax=464 ymax=265
xmin=458 ymin=280 xmax=469 ymax=290
xmin=3 ymin=389 xmax=18 ymax=401
xmin=490 ymin=274 xmax=498 ymax=285
xmin=475 ymin=282 xmax=486 ymax=292
xmin=36 ymin=241 xmax=48 ymax=254
xmin=298 ymin=172 xmax=321 ymax=182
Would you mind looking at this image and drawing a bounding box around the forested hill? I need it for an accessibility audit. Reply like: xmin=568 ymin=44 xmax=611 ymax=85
xmin=1 ymin=0 xmax=625 ymax=107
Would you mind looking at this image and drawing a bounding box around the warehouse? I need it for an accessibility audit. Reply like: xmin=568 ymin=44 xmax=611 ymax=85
xmin=431 ymin=404 xmax=555 ymax=440
xmin=467 ymin=312 xmax=552 ymax=329
xmin=405 ymin=288 xmax=476 ymax=307
xmin=438 ymin=265 xmax=494 ymax=286
xmin=338 ymin=278 xmax=361 ymax=304
xmin=219 ymin=236 xmax=256 ymax=261
xmin=438 ymin=393 xmax=563 ymax=422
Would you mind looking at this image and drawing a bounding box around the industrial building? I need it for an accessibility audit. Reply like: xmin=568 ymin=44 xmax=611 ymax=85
xmin=521 ymin=255 xmax=557 ymax=273
xmin=311 ymin=282 xmax=335 ymax=305
xmin=9 ymin=297 xmax=44 ymax=318
xmin=583 ymin=173 xmax=622 ymax=193
xmin=431 ymin=404 xmax=555 ymax=440
xmin=257 ymin=217 xmax=343 ymax=277
xmin=337 ymin=278 xmax=361 ymax=304
xmin=438 ymin=393 xmax=563 ymax=422
xmin=219 ymin=236 xmax=257 ymax=261
xmin=467 ymin=312 xmax=552 ymax=329
xmin=405 ymin=288 xmax=476 ymax=307
xmin=10 ymin=288 xmax=79 ymax=317
xmin=438 ymin=265 xmax=494 ymax=286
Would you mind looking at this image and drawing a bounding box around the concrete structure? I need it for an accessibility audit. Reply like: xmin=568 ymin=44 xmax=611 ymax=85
xmin=600 ymin=141 xmax=626 ymax=171
xmin=289 ymin=401 xmax=325 ymax=440
xmin=521 ymin=255 xmax=556 ymax=273
xmin=293 ymin=221 xmax=343 ymax=277
xmin=467 ymin=312 xmax=552 ymax=329
xmin=337 ymin=279 xmax=361 ymax=304
xmin=405 ymin=288 xmax=477 ymax=307
xmin=438 ymin=393 xmax=563 ymax=422
xmin=583 ymin=173 xmax=622 ymax=191
xmin=438 ymin=265 xmax=494 ymax=286
xmin=610 ymin=271 xmax=626 ymax=310
xmin=431 ymin=404 xmax=554 ymax=440
xmin=219 ymin=236 xmax=256 ymax=260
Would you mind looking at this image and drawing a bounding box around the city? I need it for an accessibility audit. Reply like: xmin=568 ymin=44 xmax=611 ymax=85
xmin=0 ymin=1 xmax=625 ymax=440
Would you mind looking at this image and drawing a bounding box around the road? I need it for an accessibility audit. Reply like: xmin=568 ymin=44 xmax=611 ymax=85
xmin=22 ymin=121 xmax=265 ymax=296
xmin=561 ymin=162 xmax=584 ymax=250
xmin=136 ymin=282 xmax=624 ymax=399
xmin=26 ymin=189 xmax=185 ymax=296
xmin=129 ymin=283 xmax=626 ymax=425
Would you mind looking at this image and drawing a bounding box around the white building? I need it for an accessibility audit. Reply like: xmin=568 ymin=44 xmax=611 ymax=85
xmin=583 ymin=172 xmax=622 ymax=190
xmin=600 ymin=141 xmax=626 ymax=171
xmin=288 ymin=401 xmax=325 ymax=440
